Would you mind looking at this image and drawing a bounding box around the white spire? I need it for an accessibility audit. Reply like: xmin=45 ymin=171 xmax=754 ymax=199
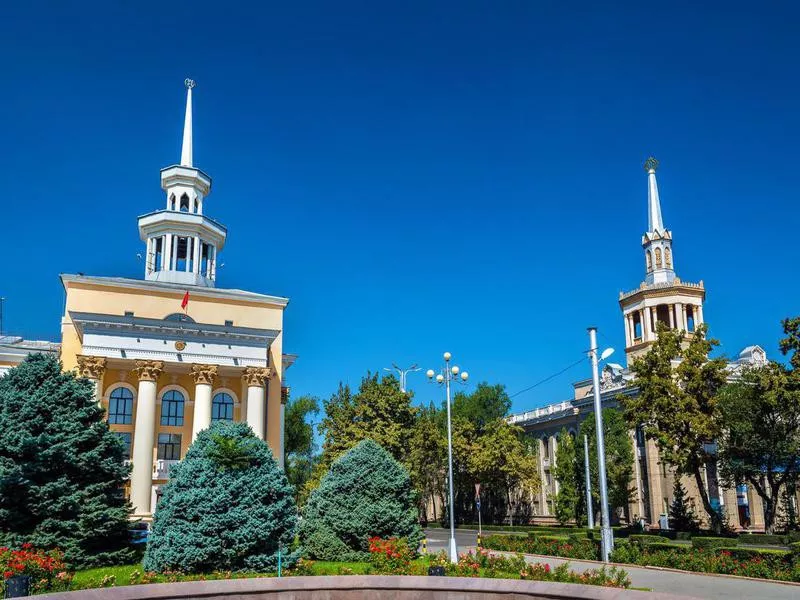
xmin=180 ymin=78 xmax=195 ymax=167
xmin=644 ymin=156 xmax=663 ymax=233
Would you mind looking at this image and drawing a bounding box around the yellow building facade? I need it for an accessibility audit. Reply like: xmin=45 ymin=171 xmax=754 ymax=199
xmin=2 ymin=79 xmax=294 ymax=520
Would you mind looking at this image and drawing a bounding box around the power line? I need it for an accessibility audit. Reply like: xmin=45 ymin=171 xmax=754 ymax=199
xmin=509 ymin=355 xmax=588 ymax=400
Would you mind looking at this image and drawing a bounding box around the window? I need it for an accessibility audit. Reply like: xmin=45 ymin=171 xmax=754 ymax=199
xmin=154 ymin=236 xmax=163 ymax=271
xmin=160 ymin=390 xmax=185 ymax=426
xmin=655 ymin=247 xmax=662 ymax=268
xmin=201 ymin=243 xmax=212 ymax=277
xmin=115 ymin=432 xmax=132 ymax=459
xmin=665 ymin=247 xmax=672 ymax=268
xmin=686 ymin=306 xmax=695 ymax=332
xmin=164 ymin=313 xmax=195 ymax=323
xmin=633 ymin=312 xmax=642 ymax=340
xmin=170 ymin=194 xmax=176 ymax=211
xmin=179 ymin=193 xmax=190 ymax=212
xmin=157 ymin=433 xmax=182 ymax=460
xmin=175 ymin=237 xmax=188 ymax=271
xmin=193 ymin=199 xmax=199 ymax=213
xmin=108 ymin=387 xmax=134 ymax=424
xmin=212 ymin=393 xmax=234 ymax=421
xmin=224 ymin=320 xmax=233 ymax=327
xmin=646 ymin=250 xmax=652 ymax=272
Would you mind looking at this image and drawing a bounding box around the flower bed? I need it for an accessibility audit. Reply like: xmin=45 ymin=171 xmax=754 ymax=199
xmin=0 ymin=545 xmax=73 ymax=595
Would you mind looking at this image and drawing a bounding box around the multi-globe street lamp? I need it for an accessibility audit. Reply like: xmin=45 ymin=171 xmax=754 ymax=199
xmin=588 ymin=327 xmax=615 ymax=562
xmin=427 ymin=352 xmax=469 ymax=564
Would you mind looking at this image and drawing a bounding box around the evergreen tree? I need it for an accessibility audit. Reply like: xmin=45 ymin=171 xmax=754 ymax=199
xmin=669 ymin=479 xmax=699 ymax=532
xmin=552 ymin=428 xmax=580 ymax=526
xmin=284 ymin=394 xmax=320 ymax=506
xmin=0 ymin=354 xmax=134 ymax=568
xmin=300 ymin=439 xmax=422 ymax=561
xmin=143 ymin=421 xmax=297 ymax=573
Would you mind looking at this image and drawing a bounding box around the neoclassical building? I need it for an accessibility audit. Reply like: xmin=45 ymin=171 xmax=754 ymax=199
xmin=0 ymin=80 xmax=295 ymax=521
xmin=508 ymin=158 xmax=787 ymax=531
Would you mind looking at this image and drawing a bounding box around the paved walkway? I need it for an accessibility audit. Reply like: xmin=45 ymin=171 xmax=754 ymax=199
xmin=424 ymin=528 xmax=799 ymax=600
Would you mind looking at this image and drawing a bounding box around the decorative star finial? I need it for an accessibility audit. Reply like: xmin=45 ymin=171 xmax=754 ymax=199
xmin=184 ymin=78 xmax=196 ymax=89
xmin=644 ymin=156 xmax=659 ymax=173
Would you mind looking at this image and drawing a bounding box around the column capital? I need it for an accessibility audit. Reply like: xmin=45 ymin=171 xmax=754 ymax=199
xmin=190 ymin=363 xmax=218 ymax=385
xmin=76 ymin=355 xmax=107 ymax=379
xmin=242 ymin=366 xmax=272 ymax=387
xmin=133 ymin=360 xmax=165 ymax=382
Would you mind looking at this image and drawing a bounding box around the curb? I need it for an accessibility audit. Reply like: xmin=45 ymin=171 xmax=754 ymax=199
xmin=484 ymin=549 xmax=800 ymax=588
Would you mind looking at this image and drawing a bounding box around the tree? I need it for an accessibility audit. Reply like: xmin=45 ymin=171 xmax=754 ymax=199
xmin=669 ymin=479 xmax=699 ymax=532
xmin=299 ymin=439 xmax=422 ymax=561
xmin=284 ymin=394 xmax=320 ymax=505
xmin=467 ymin=420 xmax=540 ymax=524
xmin=0 ymin=354 xmax=134 ymax=568
xmin=579 ymin=409 xmax=636 ymax=523
xmin=717 ymin=361 xmax=800 ymax=533
xmin=452 ymin=383 xmax=511 ymax=434
xmin=143 ymin=421 xmax=297 ymax=573
xmin=623 ymin=323 xmax=728 ymax=531
xmin=407 ymin=404 xmax=446 ymax=522
xmin=552 ymin=428 xmax=581 ymax=525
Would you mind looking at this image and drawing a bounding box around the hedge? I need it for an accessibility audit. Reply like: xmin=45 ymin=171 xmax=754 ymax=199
xmin=717 ymin=547 xmax=791 ymax=568
xmin=646 ymin=542 xmax=691 ymax=554
xmin=738 ymin=534 xmax=787 ymax=547
xmin=629 ymin=535 xmax=665 ymax=547
xmin=692 ymin=537 xmax=737 ymax=550
xmin=790 ymin=542 xmax=800 ymax=561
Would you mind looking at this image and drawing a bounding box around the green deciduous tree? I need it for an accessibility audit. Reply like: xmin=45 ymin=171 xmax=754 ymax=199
xmin=452 ymin=383 xmax=511 ymax=433
xmin=284 ymin=394 xmax=320 ymax=505
xmin=579 ymin=409 xmax=635 ymax=524
xmin=299 ymin=439 xmax=422 ymax=561
xmin=408 ymin=404 xmax=446 ymax=522
xmin=0 ymin=354 xmax=134 ymax=568
xmin=717 ymin=361 xmax=800 ymax=534
xmin=552 ymin=428 xmax=581 ymax=525
xmin=143 ymin=421 xmax=297 ymax=573
xmin=623 ymin=323 xmax=728 ymax=531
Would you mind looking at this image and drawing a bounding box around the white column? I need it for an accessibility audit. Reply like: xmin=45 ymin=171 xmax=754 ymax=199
xmin=130 ymin=360 xmax=163 ymax=517
xmin=172 ymin=235 xmax=179 ymax=270
xmin=668 ymin=304 xmax=675 ymax=328
xmin=674 ymin=302 xmax=684 ymax=331
xmin=243 ymin=367 xmax=270 ymax=440
xmin=696 ymin=304 xmax=704 ymax=326
xmin=682 ymin=304 xmax=689 ymax=331
xmin=163 ymin=234 xmax=173 ymax=272
xmin=641 ymin=308 xmax=650 ymax=341
xmin=209 ymin=246 xmax=216 ymax=280
xmin=191 ymin=364 xmax=217 ymax=441
xmin=650 ymin=307 xmax=658 ymax=337
xmin=193 ymin=236 xmax=201 ymax=274
xmin=624 ymin=314 xmax=632 ymax=347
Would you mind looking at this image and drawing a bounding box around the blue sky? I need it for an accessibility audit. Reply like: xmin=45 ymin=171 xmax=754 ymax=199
xmin=1 ymin=2 xmax=797 ymax=414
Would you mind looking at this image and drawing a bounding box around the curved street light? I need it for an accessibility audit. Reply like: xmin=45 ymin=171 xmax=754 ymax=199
xmin=427 ymin=352 xmax=469 ymax=564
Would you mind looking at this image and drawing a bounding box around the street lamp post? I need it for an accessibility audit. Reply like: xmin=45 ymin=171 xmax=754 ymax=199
xmin=584 ymin=434 xmax=594 ymax=530
xmin=427 ymin=352 xmax=469 ymax=564
xmin=588 ymin=327 xmax=614 ymax=562
xmin=383 ymin=363 xmax=421 ymax=393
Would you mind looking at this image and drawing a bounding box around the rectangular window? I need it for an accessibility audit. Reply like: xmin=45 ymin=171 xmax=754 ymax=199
xmin=108 ymin=390 xmax=134 ymax=425
xmin=157 ymin=433 xmax=182 ymax=460
xmin=115 ymin=432 xmax=132 ymax=459
xmin=176 ymin=237 xmax=188 ymax=271
xmin=160 ymin=396 xmax=184 ymax=426
xmin=633 ymin=313 xmax=642 ymax=340
xmin=686 ymin=306 xmax=695 ymax=332
xmin=154 ymin=237 xmax=163 ymax=271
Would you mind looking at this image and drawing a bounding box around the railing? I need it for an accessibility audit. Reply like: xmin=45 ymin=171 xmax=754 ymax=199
xmin=507 ymin=400 xmax=573 ymax=425
xmin=619 ymin=279 xmax=704 ymax=300
xmin=153 ymin=459 xmax=179 ymax=480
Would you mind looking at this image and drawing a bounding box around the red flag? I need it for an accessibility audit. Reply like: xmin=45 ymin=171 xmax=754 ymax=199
xmin=181 ymin=291 xmax=190 ymax=310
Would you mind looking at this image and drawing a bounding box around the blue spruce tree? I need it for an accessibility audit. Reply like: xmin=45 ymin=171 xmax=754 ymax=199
xmin=143 ymin=421 xmax=297 ymax=573
xmin=300 ymin=439 xmax=422 ymax=561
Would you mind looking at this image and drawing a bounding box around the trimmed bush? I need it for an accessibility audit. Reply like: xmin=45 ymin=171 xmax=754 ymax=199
xmin=647 ymin=542 xmax=691 ymax=554
xmin=143 ymin=422 xmax=297 ymax=573
xmin=299 ymin=439 xmax=422 ymax=561
xmin=739 ymin=534 xmax=787 ymax=546
xmin=790 ymin=541 xmax=800 ymax=561
xmin=629 ymin=534 xmax=664 ymax=547
xmin=692 ymin=536 xmax=736 ymax=550
xmin=718 ymin=547 xmax=791 ymax=568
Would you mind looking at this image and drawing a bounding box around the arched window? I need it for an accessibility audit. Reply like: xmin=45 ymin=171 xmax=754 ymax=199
xmin=655 ymin=247 xmax=662 ymax=268
xmin=179 ymin=194 xmax=190 ymax=212
xmin=665 ymin=247 xmax=672 ymax=268
xmin=193 ymin=199 xmax=199 ymax=213
xmin=164 ymin=313 xmax=195 ymax=323
xmin=646 ymin=250 xmax=652 ymax=272
xmin=161 ymin=390 xmax=185 ymax=426
xmin=169 ymin=194 xmax=176 ymax=211
xmin=108 ymin=387 xmax=134 ymax=424
xmin=212 ymin=392 xmax=234 ymax=421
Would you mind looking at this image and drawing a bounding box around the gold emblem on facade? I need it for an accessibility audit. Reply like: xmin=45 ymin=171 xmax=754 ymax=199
xmin=175 ymin=340 xmax=187 ymax=351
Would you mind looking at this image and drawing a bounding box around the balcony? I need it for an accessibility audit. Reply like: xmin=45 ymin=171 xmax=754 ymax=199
xmin=153 ymin=459 xmax=179 ymax=480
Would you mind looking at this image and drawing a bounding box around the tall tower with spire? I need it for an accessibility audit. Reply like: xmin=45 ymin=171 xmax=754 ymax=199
xmin=619 ymin=158 xmax=706 ymax=365
xmin=138 ymin=79 xmax=227 ymax=287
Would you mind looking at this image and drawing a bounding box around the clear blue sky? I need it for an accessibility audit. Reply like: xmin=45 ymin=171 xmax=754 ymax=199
xmin=1 ymin=2 xmax=797 ymax=414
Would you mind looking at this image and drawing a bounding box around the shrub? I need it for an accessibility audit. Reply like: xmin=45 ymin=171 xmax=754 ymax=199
xmin=790 ymin=542 xmax=800 ymax=562
xmin=0 ymin=354 xmax=135 ymax=568
xmin=629 ymin=534 xmax=663 ymax=547
xmin=740 ymin=534 xmax=787 ymax=546
xmin=609 ymin=540 xmax=641 ymax=564
xmin=368 ymin=538 xmax=413 ymax=575
xmin=143 ymin=422 xmax=298 ymax=573
xmin=0 ymin=545 xmax=72 ymax=594
xmin=692 ymin=536 xmax=736 ymax=550
xmin=719 ymin=547 xmax=791 ymax=569
xmin=299 ymin=440 xmax=422 ymax=561
xmin=482 ymin=533 xmax=599 ymax=560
